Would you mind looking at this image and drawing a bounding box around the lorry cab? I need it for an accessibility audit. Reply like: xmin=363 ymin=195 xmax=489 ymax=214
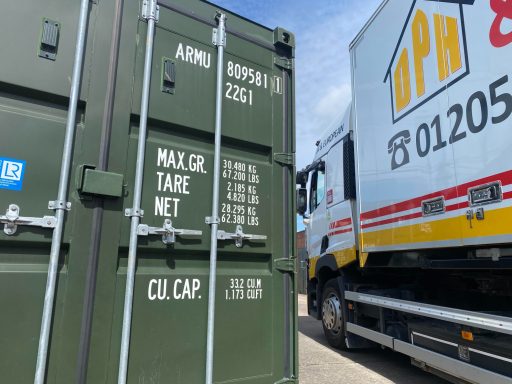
xmin=297 ymin=105 xmax=358 ymax=323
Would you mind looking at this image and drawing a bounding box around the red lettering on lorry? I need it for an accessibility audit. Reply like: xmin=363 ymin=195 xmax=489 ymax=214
xmin=490 ymin=0 xmax=512 ymax=47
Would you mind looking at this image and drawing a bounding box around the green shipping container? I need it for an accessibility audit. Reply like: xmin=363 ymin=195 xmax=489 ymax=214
xmin=0 ymin=0 xmax=297 ymax=383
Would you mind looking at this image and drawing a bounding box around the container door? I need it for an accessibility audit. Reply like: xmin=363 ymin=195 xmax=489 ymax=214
xmin=85 ymin=1 xmax=297 ymax=383
xmin=0 ymin=1 xmax=122 ymax=382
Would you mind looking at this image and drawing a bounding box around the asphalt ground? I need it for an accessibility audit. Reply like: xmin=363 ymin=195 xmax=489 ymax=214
xmin=298 ymin=294 xmax=448 ymax=384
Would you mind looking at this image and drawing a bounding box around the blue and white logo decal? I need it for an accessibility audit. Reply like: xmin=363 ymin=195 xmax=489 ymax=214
xmin=0 ymin=157 xmax=26 ymax=191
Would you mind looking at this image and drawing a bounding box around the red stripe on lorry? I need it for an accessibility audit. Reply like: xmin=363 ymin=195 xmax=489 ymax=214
xmin=360 ymin=170 xmax=512 ymax=221
xmin=329 ymin=217 xmax=352 ymax=229
xmin=328 ymin=228 xmax=353 ymax=236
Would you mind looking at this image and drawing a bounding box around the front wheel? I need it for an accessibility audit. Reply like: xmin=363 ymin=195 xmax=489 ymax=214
xmin=321 ymin=279 xmax=347 ymax=349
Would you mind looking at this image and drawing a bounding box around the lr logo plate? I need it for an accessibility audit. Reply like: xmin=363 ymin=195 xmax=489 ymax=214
xmin=0 ymin=157 xmax=26 ymax=191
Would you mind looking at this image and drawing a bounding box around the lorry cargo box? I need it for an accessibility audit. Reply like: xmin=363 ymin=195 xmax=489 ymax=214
xmin=0 ymin=0 xmax=297 ymax=383
xmin=351 ymin=0 xmax=512 ymax=254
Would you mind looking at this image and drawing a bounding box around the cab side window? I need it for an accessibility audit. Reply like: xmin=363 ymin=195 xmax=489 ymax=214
xmin=310 ymin=166 xmax=326 ymax=213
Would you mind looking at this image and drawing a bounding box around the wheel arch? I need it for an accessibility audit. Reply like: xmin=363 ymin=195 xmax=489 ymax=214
xmin=313 ymin=254 xmax=340 ymax=320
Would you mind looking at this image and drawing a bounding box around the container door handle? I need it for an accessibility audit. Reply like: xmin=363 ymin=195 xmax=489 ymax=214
xmin=136 ymin=219 xmax=202 ymax=245
xmin=1 ymin=204 xmax=58 ymax=235
xmin=216 ymin=225 xmax=267 ymax=248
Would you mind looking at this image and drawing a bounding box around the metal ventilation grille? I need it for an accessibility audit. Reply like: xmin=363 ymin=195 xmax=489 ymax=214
xmin=39 ymin=19 xmax=60 ymax=60
xmin=343 ymin=137 xmax=356 ymax=200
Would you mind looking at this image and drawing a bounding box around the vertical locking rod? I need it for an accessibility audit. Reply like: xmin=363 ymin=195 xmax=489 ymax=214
xmin=117 ymin=1 xmax=158 ymax=383
xmin=205 ymin=12 xmax=227 ymax=384
xmin=33 ymin=0 xmax=90 ymax=383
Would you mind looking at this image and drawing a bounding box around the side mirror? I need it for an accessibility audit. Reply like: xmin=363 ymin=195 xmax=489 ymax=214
xmin=297 ymin=188 xmax=308 ymax=216
xmin=296 ymin=171 xmax=308 ymax=187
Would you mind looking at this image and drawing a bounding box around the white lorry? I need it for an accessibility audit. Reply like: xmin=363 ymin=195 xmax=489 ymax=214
xmin=297 ymin=1 xmax=512 ymax=382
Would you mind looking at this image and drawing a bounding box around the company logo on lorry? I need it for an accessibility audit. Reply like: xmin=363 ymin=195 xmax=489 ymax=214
xmin=490 ymin=0 xmax=512 ymax=47
xmin=316 ymin=124 xmax=344 ymax=154
xmin=384 ymin=0 xmax=475 ymax=124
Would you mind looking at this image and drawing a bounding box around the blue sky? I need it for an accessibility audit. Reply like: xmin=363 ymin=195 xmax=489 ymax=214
xmin=212 ymin=0 xmax=382 ymax=230
xmin=213 ymin=0 xmax=381 ymax=169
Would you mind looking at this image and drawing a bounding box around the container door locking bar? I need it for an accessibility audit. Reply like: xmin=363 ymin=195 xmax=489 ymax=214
xmin=116 ymin=0 xmax=206 ymax=364
xmin=134 ymin=217 xmax=202 ymax=245
xmin=216 ymin=225 xmax=267 ymax=248
xmin=29 ymin=1 xmax=91 ymax=383
xmin=117 ymin=1 xmax=159 ymax=383
xmin=205 ymin=12 xmax=227 ymax=384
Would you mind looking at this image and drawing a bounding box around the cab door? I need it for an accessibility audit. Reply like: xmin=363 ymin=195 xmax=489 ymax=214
xmin=307 ymin=163 xmax=328 ymax=258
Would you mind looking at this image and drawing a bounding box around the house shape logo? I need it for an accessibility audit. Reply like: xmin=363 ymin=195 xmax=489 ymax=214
xmin=384 ymin=0 xmax=475 ymax=124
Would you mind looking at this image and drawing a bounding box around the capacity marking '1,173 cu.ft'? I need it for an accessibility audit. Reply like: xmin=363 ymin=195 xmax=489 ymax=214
xmin=225 ymin=278 xmax=263 ymax=301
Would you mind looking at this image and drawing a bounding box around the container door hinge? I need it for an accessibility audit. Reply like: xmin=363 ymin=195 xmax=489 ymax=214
xmin=142 ymin=0 xmax=159 ymax=22
xmin=274 ymin=57 xmax=293 ymax=70
xmin=274 ymin=153 xmax=295 ymax=166
xmin=137 ymin=219 xmax=202 ymax=245
xmin=275 ymin=258 xmax=296 ymax=274
xmin=274 ymin=378 xmax=298 ymax=384
xmin=1 ymin=204 xmax=57 ymax=235
xmin=217 ymin=225 xmax=267 ymax=248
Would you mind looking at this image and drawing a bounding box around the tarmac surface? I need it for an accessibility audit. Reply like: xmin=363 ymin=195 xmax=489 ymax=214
xmin=298 ymin=294 xmax=448 ymax=384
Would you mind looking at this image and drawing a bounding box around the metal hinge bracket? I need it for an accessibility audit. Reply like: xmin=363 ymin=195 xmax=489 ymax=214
xmin=274 ymin=57 xmax=293 ymax=70
xmin=1 ymin=204 xmax=57 ymax=235
xmin=205 ymin=216 xmax=220 ymax=225
xmin=275 ymin=258 xmax=296 ymax=273
xmin=48 ymin=200 xmax=71 ymax=211
xmin=49 ymin=200 xmax=71 ymax=211
xmin=125 ymin=208 xmax=144 ymax=218
xmin=137 ymin=219 xmax=202 ymax=245
xmin=274 ymin=153 xmax=295 ymax=166
xmin=142 ymin=0 xmax=159 ymax=22
xmin=217 ymin=225 xmax=267 ymax=248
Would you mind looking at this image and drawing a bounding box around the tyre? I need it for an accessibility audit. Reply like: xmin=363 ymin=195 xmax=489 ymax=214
xmin=321 ymin=279 xmax=347 ymax=349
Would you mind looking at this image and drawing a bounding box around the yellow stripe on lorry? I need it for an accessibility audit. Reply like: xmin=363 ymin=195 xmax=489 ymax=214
xmin=360 ymin=205 xmax=512 ymax=251
xmin=308 ymin=247 xmax=357 ymax=280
